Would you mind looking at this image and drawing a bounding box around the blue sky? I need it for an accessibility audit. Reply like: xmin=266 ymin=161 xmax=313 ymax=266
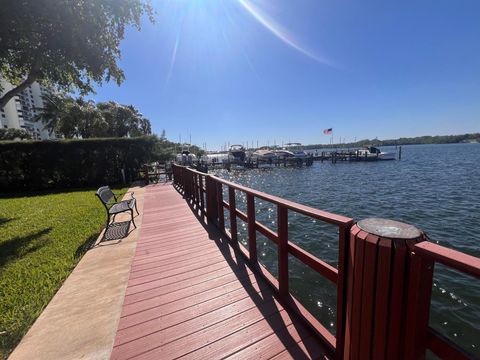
xmin=92 ymin=0 xmax=480 ymax=149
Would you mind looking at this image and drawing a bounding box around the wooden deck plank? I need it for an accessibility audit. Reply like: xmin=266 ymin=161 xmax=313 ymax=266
xmin=118 ymin=276 xmax=262 ymax=330
xmin=270 ymin=336 xmax=327 ymax=360
xmin=127 ymin=256 xmax=228 ymax=282
xmin=224 ymin=322 xmax=314 ymax=360
xmin=129 ymin=249 xmax=227 ymax=273
xmin=125 ymin=260 xmax=231 ymax=289
xmin=117 ymin=278 xmax=269 ymax=331
xmin=122 ymin=301 xmax=284 ymax=360
xmin=123 ymin=268 xmax=255 ymax=305
xmin=179 ymin=306 xmax=304 ymax=359
xmin=124 ymin=264 xmax=253 ymax=299
xmin=110 ymin=184 xmax=328 ymax=360
xmin=119 ymin=272 xmax=261 ymax=318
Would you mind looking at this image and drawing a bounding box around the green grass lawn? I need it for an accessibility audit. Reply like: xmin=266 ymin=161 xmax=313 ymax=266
xmin=0 ymin=187 xmax=127 ymax=359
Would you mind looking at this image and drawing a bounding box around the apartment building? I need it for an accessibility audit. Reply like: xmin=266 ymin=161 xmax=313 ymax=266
xmin=0 ymin=78 xmax=54 ymax=140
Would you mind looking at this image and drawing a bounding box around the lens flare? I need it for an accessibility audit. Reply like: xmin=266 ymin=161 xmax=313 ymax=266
xmin=238 ymin=0 xmax=335 ymax=67
xmin=164 ymin=33 xmax=180 ymax=89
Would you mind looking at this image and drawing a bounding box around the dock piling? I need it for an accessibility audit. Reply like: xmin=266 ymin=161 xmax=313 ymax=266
xmin=343 ymin=218 xmax=432 ymax=360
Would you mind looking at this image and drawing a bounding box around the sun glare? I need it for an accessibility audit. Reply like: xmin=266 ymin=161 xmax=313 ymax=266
xmin=237 ymin=0 xmax=334 ymax=66
xmin=158 ymin=0 xmax=334 ymax=88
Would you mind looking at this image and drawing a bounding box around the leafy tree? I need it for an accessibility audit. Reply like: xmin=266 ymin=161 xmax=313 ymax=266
xmin=0 ymin=128 xmax=31 ymax=140
xmin=75 ymin=99 xmax=107 ymax=139
xmin=36 ymin=94 xmax=85 ymax=138
xmin=96 ymin=102 xmax=151 ymax=137
xmin=0 ymin=0 xmax=154 ymax=108
xmin=303 ymin=132 xmax=480 ymax=149
xmin=37 ymin=94 xmax=152 ymax=138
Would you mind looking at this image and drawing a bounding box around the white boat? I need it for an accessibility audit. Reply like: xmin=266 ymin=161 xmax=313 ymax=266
xmin=282 ymin=143 xmax=309 ymax=158
xmin=251 ymin=149 xmax=277 ymax=160
xmin=176 ymin=150 xmax=197 ymax=165
xmin=201 ymin=152 xmax=230 ymax=164
xmin=356 ymin=146 xmax=396 ymax=160
xmin=229 ymin=145 xmax=246 ymax=162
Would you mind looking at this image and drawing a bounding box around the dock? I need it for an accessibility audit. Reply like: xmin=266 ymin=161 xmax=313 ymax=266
xmin=9 ymin=165 xmax=479 ymax=360
xmin=110 ymin=184 xmax=328 ymax=359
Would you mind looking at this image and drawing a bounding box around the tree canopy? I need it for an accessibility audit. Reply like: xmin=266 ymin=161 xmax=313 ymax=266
xmin=0 ymin=0 xmax=154 ymax=108
xmin=0 ymin=128 xmax=31 ymax=141
xmin=303 ymin=133 xmax=480 ymax=149
xmin=37 ymin=94 xmax=152 ymax=139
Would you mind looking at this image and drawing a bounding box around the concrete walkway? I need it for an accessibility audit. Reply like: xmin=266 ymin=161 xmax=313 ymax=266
xmin=8 ymin=184 xmax=151 ymax=360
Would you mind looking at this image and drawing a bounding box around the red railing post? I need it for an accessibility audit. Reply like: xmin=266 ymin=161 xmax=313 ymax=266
xmin=277 ymin=205 xmax=289 ymax=298
xmin=182 ymin=167 xmax=187 ymax=194
xmin=189 ymin=171 xmax=194 ymax=200
xmin=343 ymin=218 xmax=429 ymax=360
xmin=196 ymin=174 xmax=201 ymax=206
xmin=403 ymin=252 xmax=434 ymax=359
xmin=246 ymin=193 xmax=257 ymax=262
xmin=216 ymin=182 xmax=225 ymax=230
xmin=335 ymin=223 xmax=353 ymax=360
xmin=228 ymin=187 xmax=238 ymax=243
xmin=205 ymin=175 xmax=218 ymax=224
xmin=191 ymin=172 xmax=196 ymax=203
xmin=199 ymin=175 xmax=205 ymax=212
xmin=185 ymin=169 xmax=191 ymax=198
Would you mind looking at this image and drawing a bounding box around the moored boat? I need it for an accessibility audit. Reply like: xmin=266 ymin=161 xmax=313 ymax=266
xmin=283 ymin=143 xmax=309 ymax=158
xmin=229 ymin=144 xmax=246 ymax=162
xmin=356 ymin=146 xmax=395 ymax=160
xmin=176 ymin=150 xmax=197 ymax=165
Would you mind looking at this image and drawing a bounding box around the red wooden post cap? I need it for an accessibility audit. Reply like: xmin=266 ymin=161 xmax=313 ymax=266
xmin=357 ymin=218 xmax=422 ymax=240
xmin=344 ymin=218 xmax=428 ymax=360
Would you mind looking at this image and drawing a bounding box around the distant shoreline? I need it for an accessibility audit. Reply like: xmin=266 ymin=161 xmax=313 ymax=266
xmin=303 ymin=132 xmax=480 ymax=149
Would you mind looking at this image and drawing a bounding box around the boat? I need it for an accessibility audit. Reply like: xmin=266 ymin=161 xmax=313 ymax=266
xmin=201 ymin=152 xmax=230 ymax=164
xmin=251 ymin=149 xmax=277 ymax=160
xmin=229 ymin=144 xmax=246 ymax=162
xmin=176 ymin=150 xmax=197 ymax=165
xmin=282 ymin=143 xmax=309 ymax=159
xmin=356 ymin=146 xmax=396 ymax=160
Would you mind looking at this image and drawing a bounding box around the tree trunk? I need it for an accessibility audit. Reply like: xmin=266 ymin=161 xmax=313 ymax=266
xmin=0 ymin=73 xmax=38 ymax=109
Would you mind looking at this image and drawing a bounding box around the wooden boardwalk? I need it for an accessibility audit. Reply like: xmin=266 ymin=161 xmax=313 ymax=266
xmin=110 ymin=184 xmax=328 ymax=360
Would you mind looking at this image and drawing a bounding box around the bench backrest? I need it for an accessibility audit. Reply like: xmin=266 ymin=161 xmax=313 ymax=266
xmin=96 ymin=186 xmax=117 ymax=206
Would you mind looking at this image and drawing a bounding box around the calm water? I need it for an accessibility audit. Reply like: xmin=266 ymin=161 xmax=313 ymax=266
xmin=213 ymin=143 xmax=480 ymax=356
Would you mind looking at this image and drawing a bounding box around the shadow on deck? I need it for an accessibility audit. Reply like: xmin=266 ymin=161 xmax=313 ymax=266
xmin=110 ymin=183 xmax=328 ymax=360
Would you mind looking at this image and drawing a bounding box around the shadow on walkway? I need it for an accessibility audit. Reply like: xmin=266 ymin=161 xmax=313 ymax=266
xmin=174 ymin=185 xmax=327 ymax=359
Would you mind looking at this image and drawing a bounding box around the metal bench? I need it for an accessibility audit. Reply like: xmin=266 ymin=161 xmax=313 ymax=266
xmin=96 ymin=186 xmax=139 ymax=231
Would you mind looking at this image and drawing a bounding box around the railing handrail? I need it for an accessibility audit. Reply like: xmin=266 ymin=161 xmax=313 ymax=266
xmin=412 ymin=241 xmax=480 ymax=360
xmin=414 ymin=241 xmax=480 ymax=279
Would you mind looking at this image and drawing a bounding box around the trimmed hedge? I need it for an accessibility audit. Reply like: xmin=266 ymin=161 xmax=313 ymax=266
xmin=0 ymin=137 xmax=156 ymax=191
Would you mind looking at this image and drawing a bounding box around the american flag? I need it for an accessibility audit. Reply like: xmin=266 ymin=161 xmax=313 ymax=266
xmin=323 ymin=128 xmax=333 ymax=135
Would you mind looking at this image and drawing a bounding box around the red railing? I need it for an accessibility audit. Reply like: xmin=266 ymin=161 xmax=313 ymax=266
xmin=172 ymin=164 xmax=480 ymax=360
xmin=173 ymin=164 xmax=353 ymax=357
xmin=406 ymin=242 xmax=480 ymax=360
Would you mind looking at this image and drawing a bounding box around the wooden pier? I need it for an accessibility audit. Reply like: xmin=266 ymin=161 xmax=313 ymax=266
xmin=196 ymin=157 xmax=314 ymax=171
xmin=110 ymin=184 xmax=328 ymax=359
xmin=312 ymin=148 xmax=399 ymax=163
xmin=168 ymin=164 xmax=480 ymax=360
